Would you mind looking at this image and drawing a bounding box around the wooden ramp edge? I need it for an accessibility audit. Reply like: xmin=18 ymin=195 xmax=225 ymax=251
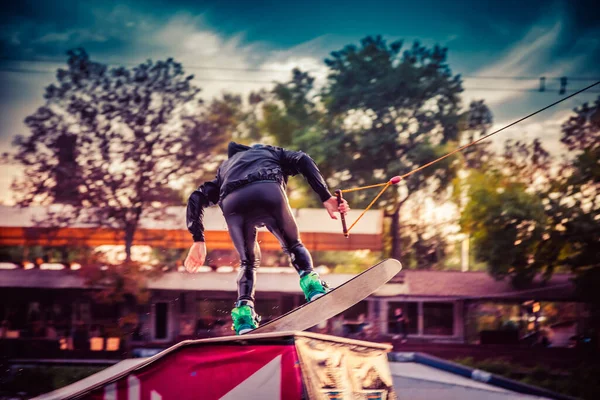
xmin=33 ymin=331 xmax=392 ymax=400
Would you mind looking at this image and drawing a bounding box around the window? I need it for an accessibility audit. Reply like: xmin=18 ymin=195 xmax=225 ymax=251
xmin=423 ymin=302 xmax=454 ymax=336
xmin=155 ymin=302 xmax=168 ymax=340
xmin=387 ymin=302 xmax=418 ymax=334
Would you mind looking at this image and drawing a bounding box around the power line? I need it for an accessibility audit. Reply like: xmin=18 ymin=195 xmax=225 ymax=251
xmin=397 ymin=80 xmax=600 ymax=181
xmin=0 ymin=57 xmax=297 ymax=74
xmin=2 ymin=66 xmax=600 ymax=94
xmin=1 ymin=57 xmax=599 ymax=82
xmin=463 ymin=87 xmax=600 ymax=93
xmin=462 ymin=75 xmax=600 ymax=82
xmin=0 ymin=66 xmax=281 ymax=83
xmin=334 ymin=80 xmax=599 ymax=233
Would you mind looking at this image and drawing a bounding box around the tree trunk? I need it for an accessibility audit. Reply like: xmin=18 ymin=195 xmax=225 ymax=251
xmin=390 ymin=204 xmax=402 ymax=260
xmin=124 ymin=224 xmax=135 ymax=262
xmin=124 ymin=207 xmax=143 ymax=262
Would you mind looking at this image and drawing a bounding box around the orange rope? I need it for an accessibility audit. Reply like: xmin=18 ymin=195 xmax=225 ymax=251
xmin=341 ymin=182 xmax=388 ymax=194
xmin=345 ymin=181 xmax=391 ymax=234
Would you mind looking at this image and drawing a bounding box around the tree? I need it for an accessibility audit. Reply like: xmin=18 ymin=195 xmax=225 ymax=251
xmin=6 ymin=48 xmax=235 ymax=264
xmin=260 ymin=69 xmax=319 ymax=148
xmin=459 ymin=144 xmax=552 ymax=287
xmin=553 ymin=98 xmax=600 ymax=305
xmin=307 ymin=36 xmax=465 ymax=260
xmin=256 ymin=69 xmax=327 ymax=207
xmin=461 ymin=97 xmax=599 ymax=289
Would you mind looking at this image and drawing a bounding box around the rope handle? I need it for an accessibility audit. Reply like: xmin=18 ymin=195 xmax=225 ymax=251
xmin=337 ymin=176 xmax=402 ymax=236
xmin=335 ymin=190 xmax=349 ymax=238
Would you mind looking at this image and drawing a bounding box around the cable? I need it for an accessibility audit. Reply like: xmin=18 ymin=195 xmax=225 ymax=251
xmin=0 ymin=66 xmax=280 ymax=83
xmin=1 ymin=57 xmax=599 ymax=82
xmin=462 ymin=75 xmax=600 ymax=82
xmin=0 ymin=57 xmax=302 ymax=74
xmin=3 ymin=67 xmax=600 ymax=93
xmin=397 ymin=81 xmax=600 ymax=180
xmin=336 ymin=80 xmax=600 ymax=235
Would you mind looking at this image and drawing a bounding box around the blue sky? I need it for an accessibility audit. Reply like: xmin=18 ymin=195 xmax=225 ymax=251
xmin=0 ymin=0 xmax=599 ymax=203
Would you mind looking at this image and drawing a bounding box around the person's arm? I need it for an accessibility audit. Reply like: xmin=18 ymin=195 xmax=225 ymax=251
xmin=185 ymin=177 xmax=219 ymax=272
xmin=280 ymin=149 xmax=332 ymax=203
xmin=186 ymin=178 xmax=220 ymax=242
xmin=280 ymin=148 xmax=350 ymax=219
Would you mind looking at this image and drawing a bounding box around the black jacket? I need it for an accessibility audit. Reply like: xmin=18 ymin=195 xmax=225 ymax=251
xmin=186 ymin=142 xmax=332 ymax=242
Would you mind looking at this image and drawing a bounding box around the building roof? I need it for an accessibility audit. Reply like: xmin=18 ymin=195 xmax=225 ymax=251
xmin=0 ymin=205 xmax=383 ymax=235
xmin=0 ymin=268 xmax=577 ymax=301
xmin=0 ymin=205 xmax=383 ymax=250
xmin=383 ymin=270 xmax=576 ymax=301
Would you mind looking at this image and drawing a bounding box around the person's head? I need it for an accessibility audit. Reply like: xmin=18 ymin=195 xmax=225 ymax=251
xmin=227 ymin=141 xmax=270 ymax=158
xmin=395 ymin=308 xmax=402 ymax=315
xmin=227 ymin=142 xmax=251 ymax=158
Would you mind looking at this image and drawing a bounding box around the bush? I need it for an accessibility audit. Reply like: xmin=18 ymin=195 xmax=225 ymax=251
xmin=0 ymin=365 xmax=105 ymax=397
xmin=451 ymin=357 xmax=600 ymax=400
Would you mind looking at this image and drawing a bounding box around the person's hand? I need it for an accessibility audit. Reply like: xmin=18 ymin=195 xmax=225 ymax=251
xmin=323 ymin=196 xmax=350 ymax=220
xmin=184 ymin=242 xmax=206 ymax=273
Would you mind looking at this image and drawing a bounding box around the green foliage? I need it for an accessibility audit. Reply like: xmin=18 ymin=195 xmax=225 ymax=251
xmin=555 ymin=98 xmax=600 ymax=316
xmin=304 ymin=36 xmax=466 ymax=260
xmin=461 ymin=97 xmax=599 ymax=289
xmin=0 ymin=365 xmax=105 ymax=397
xmin=461 ymin=169 xmax=549 ymax=287
xmin=260 ymin=69 xmax=318 ymax=148
xmin=249 ymin=36 xmax=494 ymax=264
xmin=452 ymin=357 xmax=600 ymax=400
xmin=313 ymin=250 xmax=382 ymax=273
xmin=319 ymin=37 xmax=463 ymax=203
xmin=6 ymin=48 xmax=234 ymax=262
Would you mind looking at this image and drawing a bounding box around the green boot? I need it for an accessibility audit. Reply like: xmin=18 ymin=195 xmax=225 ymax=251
xmin=300 ymin=271 xmax=330 ymax=302
xmin=231 ymin=304 xmax=260 ymax=335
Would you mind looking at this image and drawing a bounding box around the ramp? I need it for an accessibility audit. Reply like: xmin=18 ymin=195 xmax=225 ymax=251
xmin=34 ymin=332 xmax=396 ymax=400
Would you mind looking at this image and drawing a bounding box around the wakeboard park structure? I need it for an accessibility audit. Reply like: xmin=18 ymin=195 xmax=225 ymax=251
xmin=34 ymin=331 xmax=397 ymax=400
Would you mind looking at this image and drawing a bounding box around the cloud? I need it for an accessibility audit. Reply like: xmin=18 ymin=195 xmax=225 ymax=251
xmin=463 ymin=20 xmax=564 ymax=106
xmin=139 ymin=13 xmax=330 ymax=100
xmin=462 ymin=13 xmax=599 ymax=108
xmin=34 ymin=29 xmax=108 ymax=44
xmin=487 ymin=108 xmax=574 ymax=156
xmin=0 ymin=6 xmax=330 ymax=203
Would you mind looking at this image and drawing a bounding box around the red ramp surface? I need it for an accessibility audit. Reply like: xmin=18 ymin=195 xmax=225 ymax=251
xmin=34 ymin=331 xmax=395 ymax=400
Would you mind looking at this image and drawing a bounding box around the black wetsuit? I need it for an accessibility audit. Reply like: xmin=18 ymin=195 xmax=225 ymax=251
xmin=186 ymin=142 xmax=332 ymax=307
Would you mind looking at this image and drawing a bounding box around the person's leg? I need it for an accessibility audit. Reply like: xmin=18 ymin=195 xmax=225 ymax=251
xmin=261 ymin=184 xmax=330 ymax=301
xmin=222 ymin=192 xmax=263 ymax=335
xmin=226 ymin=215 xmax=261 ymax=305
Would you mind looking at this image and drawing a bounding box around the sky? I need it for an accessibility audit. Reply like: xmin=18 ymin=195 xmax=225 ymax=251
xmin=0 ymin=0 xmax=599 ymax=205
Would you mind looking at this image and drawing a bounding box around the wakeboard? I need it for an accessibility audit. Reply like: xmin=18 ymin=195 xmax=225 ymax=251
xmin=246 ymin=258 xmax=402 ymax=334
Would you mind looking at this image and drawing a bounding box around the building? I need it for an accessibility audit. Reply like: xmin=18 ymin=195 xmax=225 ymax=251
xmin=0 ymin=266 xmax=582 ymax=355
xmin=0 ymin=205 xmax=383 ymax=252
xmin=0 ymin=205 xmax=586 ymax=358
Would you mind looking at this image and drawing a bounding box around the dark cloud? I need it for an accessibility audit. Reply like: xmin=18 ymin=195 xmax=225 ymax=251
xmin=1 ymin=0 xmax=598 ymax=62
